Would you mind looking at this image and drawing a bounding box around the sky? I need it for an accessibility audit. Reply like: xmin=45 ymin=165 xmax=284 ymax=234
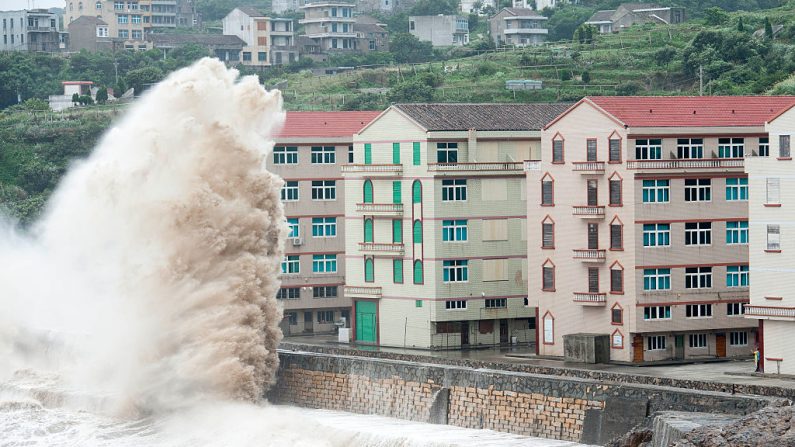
xmin=2 ymin=0 xmax=64 ymax=10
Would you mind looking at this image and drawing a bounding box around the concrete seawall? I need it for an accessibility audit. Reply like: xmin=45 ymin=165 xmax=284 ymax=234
xmin=269 ymin=345 xmax=779 ymax=445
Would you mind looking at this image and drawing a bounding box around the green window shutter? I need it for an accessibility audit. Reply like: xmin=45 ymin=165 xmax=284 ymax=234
xmin=392 ymin=181 xmax=401 ymax=204
xmin=413 ymin=142 xmax=421 ymax=166
xmin=363 ymin=180 xmax=373 ymax=203
xmin=364 ymin=143 xmax=372 ymax=165
xmin=392 ymin=219 xmax=402 ymax=243
xmin=364 ymin=218 xmax=373 ymax=242
xmin=365 ymin=258 xmax=374 ymax=282
xmin=393 ymin=259 xmax=403 ymax=283
xmin=413 ymin=260 xmax=423 ymax=284
xmin=393 ymin=142 xmax=400 ymax=164
xmin=413 ymin=219 xmax=422 ymax=243
xmin=412 ymin=180 xmax=421 ymax=204
xmin=415 ymin=299 xmax=422 ymax=308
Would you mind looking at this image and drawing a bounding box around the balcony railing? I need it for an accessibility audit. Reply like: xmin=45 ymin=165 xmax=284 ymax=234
xmin=356 ymin=203 xmax=403 ymax=215
xmin=626 ymin=159 xmax=744 ymax=170
xmin=344 ymin=285 xmax=382 ymax=299
xmin=341 ymin=164 xmax=402 ymax=174
xmin=358 ymin=242 xmax=405 ymax=256
xmin=572 ymin=205 xmax=605 ymax=218
xmin=572 ymin=161 xmax=605 ymax=174
xmin=573 ymin=292 xmax=607 ymax=305
xmin=523 ymin=160 xmax=542 ymax=171
xmin=744 ymin=305 xmax=795 ymax=319
xmin=427 ymin=162 xmax=524 ymax=172
xmin=572 ymin=249 xmax=606 ymax=262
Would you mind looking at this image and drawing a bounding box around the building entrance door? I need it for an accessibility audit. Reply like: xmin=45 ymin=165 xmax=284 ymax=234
xmin=460 ymin=321 xmax=470 ymax=346
xmin=632 ymin=335 xmax=644 ymax=362
xmin=355 ymin=301 xmax=377 ymax=343
xmin=304 ymin=311 xmax=313 ymax=333
xmin=716 ymin=333 xmax=727 ymax=357
xmin=499 ymin=319 xmax=509 ymax=344
xmin=674 ymin=335 xmax=685 ymax=359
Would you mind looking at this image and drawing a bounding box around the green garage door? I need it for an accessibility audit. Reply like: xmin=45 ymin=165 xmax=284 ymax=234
xmin=356 ymin=301 xmax=377 ymax=343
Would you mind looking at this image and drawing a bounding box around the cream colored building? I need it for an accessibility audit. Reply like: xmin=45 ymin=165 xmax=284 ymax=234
xmin=745 ymin=103 xmax=795 ymax=374
xmin=344 ymin=103 xmax=569 ymax=348
xmin=222 ymin=7 xmax=297 ymax=67
xmin=299 ymin=1 xmax=358 ymax=52
xmin=528 ymin=97 xmax=795 ymax=362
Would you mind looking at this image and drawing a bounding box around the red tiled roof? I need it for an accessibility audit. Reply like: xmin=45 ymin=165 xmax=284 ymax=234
xmin=587 ymin=96 xmax=795 ymax=128
xmin=276 ymin=111 xmax=381 ymax=138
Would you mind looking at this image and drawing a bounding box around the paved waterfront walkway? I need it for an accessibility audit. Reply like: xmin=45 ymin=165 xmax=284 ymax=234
xmin=282 ymin=334 xmax=795 ymax=392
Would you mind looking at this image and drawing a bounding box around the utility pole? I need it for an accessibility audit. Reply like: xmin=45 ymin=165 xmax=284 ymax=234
xmin=699 ymin=65 xmax=703 ymax=96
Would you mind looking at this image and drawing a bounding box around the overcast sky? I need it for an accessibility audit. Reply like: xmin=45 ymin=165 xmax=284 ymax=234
xmin=3 ymin=0 xmax=64 ymax=10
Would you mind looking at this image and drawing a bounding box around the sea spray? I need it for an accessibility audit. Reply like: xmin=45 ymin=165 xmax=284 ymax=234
xmin=0 ymin=58 xmax=287 ymax=414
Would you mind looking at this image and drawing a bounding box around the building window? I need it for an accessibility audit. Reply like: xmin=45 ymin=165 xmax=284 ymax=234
xmin=312 ymin=254 xmax=337 ymax=273
xmin=131 ymin=14 xmax=141 ymax=24
xmin=647 ymin=335 xmax=666 ymax=351
xmin=541 ymin=176 xmax=554 ymax=206
xmin=767 ymin=224 xmax=781 ymax=250
xmin=635 ymin=139 xmax=662 ymax=159
xmin=610 ymin=265 xmax=623 ymax=293
xmin=392 ymin=219 xmax=402 ymax=243
xmin=317 ymin=310 xmax=334 ymax=324
xmin=436 ymin=142 xmax=458 ymax=163
xmin=445 ymin=300 xmax=467 ymax=310
xmin=552 ymin=138 xmax=564 ymax=163
xmin=95 ymin=1 xmax=101 ymax=8
xmin=313 ymin=286 xmax=338 ymax=298
xmin=392 ymin=181 xmax=402 ymax=204
xmin=727 ymin=265 xmax=749 ymax=287
xmin=644 ymin=306 xmax=671 ymax=320
xmin=392 ymin=142 xmax=401 ymax=164
xmin=780 ymin=135 xmax=791 ymax=158
xmin=131 ymin=29 xmax=142 ymax=40
xmin=276 ymin=287 xmax=300 ymax=300
xmin=413 ymin=142 xmax=421 ymax=166
xmin=718 ymin=138 xmax=744 ymax=158
xmin=725 ymin=178 xmax=748 ymax=201
xmin=363 ymin=218 xmax=373 ymax=243
xmin=759 ymin=137 xmax=769 ymax=156
xmin=118 ymin=29 xmax=129 ymax=38
xmin=677 ymin=138 xmax=704 ymax=159
xmin=441 ymin=179 xmax=467 ymax=201
xmin=96 ymin=26 xmax=108 ymax=37
xmin=281 ymin=255 xmax=299 ymax=274
xmin=118 ymin=14 xmax=128 ymax=24
xmin=689 ymin=334 xmax=708 ymax=348
xmin=364 ymin=258 xmax=374 ymax=282
xmin=609 ymin=178 xmax=622 ymax=206
xmin=242 ymin=52 xmax=252 ymax=61
xmin=542 ymin=260 xmax=555 ymax=291
xmin=273 ymin=146 xmax=298 ymax=164
xmin=611 ymin=305 xmax=623 ymax=324
xmin=643 ymin=269 xmax=671 ymax=291
xmin=364 ymin=143 xmax=372 ymax=164
xmin=642 ymin=179 xmax=669 ymax=203
xmin=685 ymin=267 xmax=712 ymax=289
xmin=485 ymin=298 xmax=507 ymax=309
xmin=442 ymin=220 xmax=467 ymax=242
xmin=686 ymin=303 xmax=713 ymax=318
xmin=730 ymin=331 xmax=748 ymax=346
xmin=443 ymin=260 xmax=468 ymax=282
xmin=129 ymin=2 xmax=139 ymax=10
xmin=393 ymin=259 xmax=403 ymax=283
xmin=610 ymin=221 xmax=622 ymax=250
xmin=609 ymin=138 xmax=621 ymax=162
xmin=362 ymin=180 xmax=373 ymax=203
xmin=311 ymin=146 xmax=336 ymax=164
xmin=415 ymin=300 xmax=422 ymax=308
xmin=413 ymin=260 xmax=423 ymax=284
xmin=727 ymin=302 xmax=746 ymax=316
xmin=542 ymin=218 xmax=554 ymax=249
xmin=258 ymin=52 xmax=267 ymax=62
xmin=643 ymin=223 xmax=670 ymax=247
xmin=543 ymin=313 xmax=554 ymax=344
xmin=287 ymin=218 xmax=299 ymax=238
xmin=348 ymin=145 xmax=354 ymax=163
xmin=311 ymin=180 xmax=336 ymax=200
xmin=766 ymin=178 xmax=780 ymax=204
xmin=586 ymin=139 xmax=597 ymax=161
xmin=726 ymin=221 xmax=749 ymax=245
xmin=685 ymin=222 xmax=712 ymax=246
xmin=311 ymin=217 xmax=336 ymax=238
xmin=281 ymin=181 xmax=299 ymax=201
xmin=684 ymin=179 xmax=711 ymax=202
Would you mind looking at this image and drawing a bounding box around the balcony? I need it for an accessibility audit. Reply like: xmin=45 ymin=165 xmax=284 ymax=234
xmin=572 ymin=249 xmax=606 ymax=263
xmin=745 ymin=305 xmax=795 ymax=321
xmin=358 ymin=242 xmax=404 ymax=257
xmin=523 ymin=160 xmax=542 ymax=171
xmin=344 ymin=285 xmax=382 ymax=299
xmin=572 ymin=205 xmax=605 ymax=219
xmin=573 ymin=292 xmax=607 ymax=306
xmin=504 ymin=28 xmax=549 ymax=35
xmin=572 ymin=161 xmax=605 ymax=175
xmin=356 ymin=203 xmax=403 ymax=216
xmin=626 ymin=159 xmax=744 ymax=170
xmin=427 ymin=162 xmax=524 ymax=174
xmin=341 ymin=164 xmax=402 ymax=175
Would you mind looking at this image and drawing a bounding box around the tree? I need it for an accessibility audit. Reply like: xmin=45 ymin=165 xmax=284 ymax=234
xmin=95 ymin=87 xmax=108 ymax=104
xmin=581 ymin=70 xmax=591 ymax=84
xmin=616 ymin=81 xmax=643 ymax=95
xmin=654 ymin=46 xmax=677 ymax=67
xmin=390 ymin=33 xmax=434 ymax=64
xmin=765 ymin=17 xmax=774 ymax=39
xmin=584 ymin=25 xmax=593 ymax=45
xmin=71 ymin=92 xmax=80 ymax=105
xmin=737 ymin=17 xmax=744 ymax=32
xmin=124 ymin=66 xmax=164 ymax=96
xmin=387 ymin=79 xmax=435 ymax=103
xmin=703 ymin=7 xmax=728 ymax=26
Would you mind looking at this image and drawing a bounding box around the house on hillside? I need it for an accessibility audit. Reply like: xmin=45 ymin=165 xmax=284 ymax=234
xmin=222 ymin=7 xmax=298 ymax=66
xmin=67 ymin=16 xmax=112 ymax=52
xmin=585 ymin=3 xmax=685 ymax=34
xmin=0 ymin=9 xmax=66 ymax=52
xmin=356 ymin=16 xmax=389 ymax=52
xmin=147 ymin=34 xmax=246 ymax=63
xmin=489 ymin=8 xmax=548 ymax=47
xmin=409 ymin=15 xmax=469 ymax=47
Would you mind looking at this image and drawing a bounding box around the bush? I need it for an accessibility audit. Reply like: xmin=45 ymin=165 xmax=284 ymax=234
xmin=387 ymin=79 xmax=435 ymax=103
xmin=616 ymin=81 xmax=643 ymax=95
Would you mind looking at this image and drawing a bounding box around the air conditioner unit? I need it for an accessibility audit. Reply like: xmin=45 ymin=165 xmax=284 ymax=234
xmin=291 ymin=238 xmax=303 ymax=246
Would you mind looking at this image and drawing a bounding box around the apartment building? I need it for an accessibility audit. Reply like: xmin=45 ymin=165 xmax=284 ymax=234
xmin=409 ymin=15 xmax=469 ymax=47
xmin=299 ymin=1 xmax=358 ymax=52
xmin=273 ymin=111 xmax=381 ymax=336
xmin=489 ymin=7 xmax=548 ymax=47
xmin=344 ymin=103 xmax=569 ymax=348
xmin=527 ymin=97 xmax=794 ymax=362
xmin=223 ymin=7 xmax=297 ymax=67
xmin=1 ymin=9 xmax=66 ymax=52
xmin=745 ymin=103 xmax=795 ymax=374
